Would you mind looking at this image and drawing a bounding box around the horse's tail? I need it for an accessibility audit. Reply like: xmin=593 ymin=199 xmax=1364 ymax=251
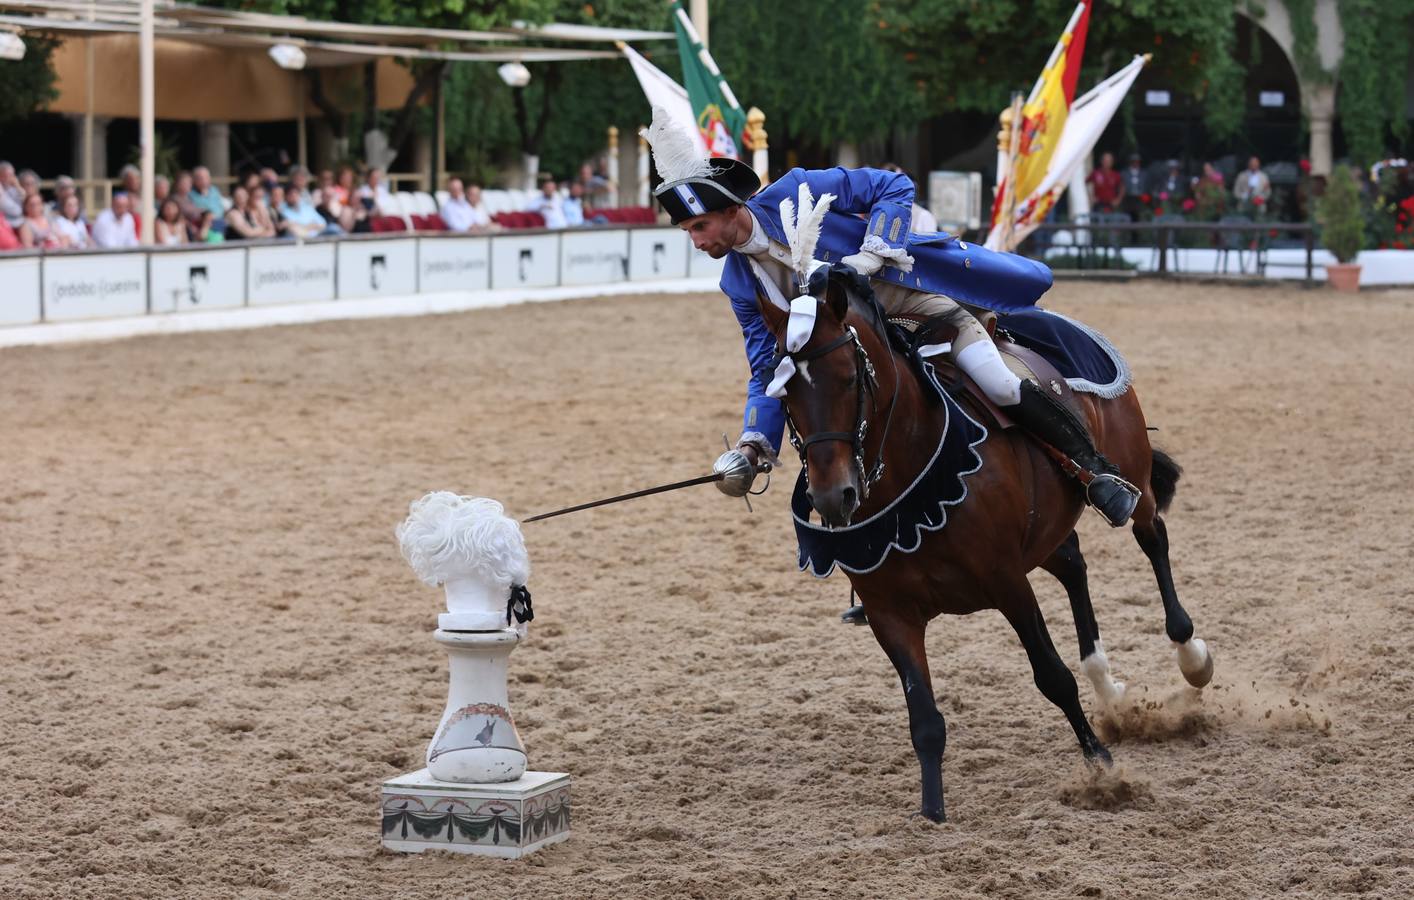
xmin=1150 ymin=447 xmax=1182 ymax=514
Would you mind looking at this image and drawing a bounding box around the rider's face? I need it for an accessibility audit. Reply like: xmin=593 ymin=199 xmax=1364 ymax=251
xmin=679 ymin=207 xmax=739 ymax=259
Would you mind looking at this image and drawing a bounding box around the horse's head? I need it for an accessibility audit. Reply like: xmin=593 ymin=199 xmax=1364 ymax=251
xmin=760 ymin=264 xmax=890 ymax=528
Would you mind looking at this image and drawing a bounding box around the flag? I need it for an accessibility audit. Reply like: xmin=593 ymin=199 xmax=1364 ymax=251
xmin=670 ymin=0 xmax=747 ymax=159
xmin=990 ymin=2 xmax=1091 ymax=232
xmin=1006 ymin=54 xmax=1150 ymax=245
xmin=621 ymin=42 xmax=709 ymax=157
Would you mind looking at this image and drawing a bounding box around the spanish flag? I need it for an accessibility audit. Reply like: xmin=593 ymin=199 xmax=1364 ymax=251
xmin=990 ymin=2 xmax=1090 ymax=230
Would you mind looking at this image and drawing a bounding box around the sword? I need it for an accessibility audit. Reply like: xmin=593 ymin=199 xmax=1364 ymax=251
xmin=523 ymin=472 xmax=726 ymax=523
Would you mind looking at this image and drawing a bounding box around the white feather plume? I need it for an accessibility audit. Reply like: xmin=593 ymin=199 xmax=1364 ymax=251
xmin=642 ymin=106 xmax=711 ymax=184
xmin=780 ymin=182 xmax=835 ymax=282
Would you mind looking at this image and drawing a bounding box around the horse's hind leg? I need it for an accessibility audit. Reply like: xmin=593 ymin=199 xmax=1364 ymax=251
xmin=1041 ymin=531 xmax=1126 ymax=707
xmin=866 ymin=603 xmax=948 ymax=822
xmin=1132 ymin=514 xmax=1214 ymax=687
xmin=998 ymin=578 xmax=1112 ymax=765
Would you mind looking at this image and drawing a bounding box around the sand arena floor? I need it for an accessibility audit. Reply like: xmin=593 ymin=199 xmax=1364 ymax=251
xmin=3 ymin=280 xmax=1413 ymax=899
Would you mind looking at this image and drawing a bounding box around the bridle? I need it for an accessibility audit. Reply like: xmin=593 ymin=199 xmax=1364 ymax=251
xmin=772 ymin=299 xmax=899 ymax=501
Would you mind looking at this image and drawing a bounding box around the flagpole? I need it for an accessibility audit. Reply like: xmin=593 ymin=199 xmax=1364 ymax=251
xmin=1000 ymin=92 xmax=1026 ymax=252
xmin=1025 ymin=1 xmax=1086 ymax=105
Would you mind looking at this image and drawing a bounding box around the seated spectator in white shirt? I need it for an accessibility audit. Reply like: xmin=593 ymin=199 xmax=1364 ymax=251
xmin=527 ymin=178 xmax=567 ymax=229
xmin=356 ymin=168 xmax=395 ymax=217
xmin=52 ymin=194 xmax=92 ymax=249
xmin=0 ymin=161 xmax=22 ymax=227
xmin=439 ymin=178 xmax=493 ymax=232
xmin=279 ymin=184 xmax=341 ymax=238
xmin=154 ymin=197 xmax=188 ymax=246
xmin=91 ymin=192 xmax=140 ymax=249
xmin=563 ymin=181 xmax=585 ymax=227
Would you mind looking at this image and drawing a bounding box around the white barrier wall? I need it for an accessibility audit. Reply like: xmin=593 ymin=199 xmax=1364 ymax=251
xmin=248 ymin=243 xmax=337 ymax=306
xmin=628 ymin=228 xmax=689 ymax=281
xmin=491 ymin=234 xmax=561 ymax=289
xmin=419 ymin=237 xmax=491 ymax=293
xmin=0 ymin=257 xmax=42 ymax=325
xmin=150 ymin=248 xmax=246 ymax=312
xmin=1 ymin=228 xmax=734 ymax=330
xmin=337 ymin=238 xmax=417 ymax=299
xmin=560 ymin=230 xmax=629 ymax=285
xmin=43 ymin=253 xmax=147 ymax=321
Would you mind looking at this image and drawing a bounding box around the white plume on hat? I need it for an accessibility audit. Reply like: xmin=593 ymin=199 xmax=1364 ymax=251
xmin=642 ymin=106 xmax=712 ymax=184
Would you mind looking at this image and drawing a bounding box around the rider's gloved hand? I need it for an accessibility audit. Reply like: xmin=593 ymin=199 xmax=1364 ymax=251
xmin=840 ymin=249 xmax=884 ymax=277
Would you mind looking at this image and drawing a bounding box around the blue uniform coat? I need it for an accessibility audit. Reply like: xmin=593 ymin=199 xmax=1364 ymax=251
xmin=724 ymin=166 xmax=1054 ymax=453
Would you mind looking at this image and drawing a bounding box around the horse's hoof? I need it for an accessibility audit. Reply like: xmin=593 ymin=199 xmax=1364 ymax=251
xmin=910 ymin=808 xmax=946 ymax=824
xmin=1176 ymin=638 xmax=1214 ymax=688
xmin=1085 ymin=744 xmax=1114 ymax=769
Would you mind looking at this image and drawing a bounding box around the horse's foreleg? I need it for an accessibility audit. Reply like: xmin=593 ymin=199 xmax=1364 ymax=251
xmin=866 ymin=605 xmax=947 ymax=823
xmin=1132 ymin=514 xmax=1214 ymax=687
xmin=1041 ymin=531 xmax=1126 ymax=707
xmin=998 ymin=582 xmax=1112 ymax=765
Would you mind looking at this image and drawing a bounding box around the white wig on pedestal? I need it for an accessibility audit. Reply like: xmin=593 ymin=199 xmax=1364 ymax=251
xmin=395 ymin=493 xmax=530 ymax=590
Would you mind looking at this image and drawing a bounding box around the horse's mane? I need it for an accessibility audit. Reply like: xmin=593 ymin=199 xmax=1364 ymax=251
xmin=828 ymin=267 xmax=933 ymax=395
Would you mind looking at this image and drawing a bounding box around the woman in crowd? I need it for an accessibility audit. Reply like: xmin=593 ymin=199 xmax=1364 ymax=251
xmin=52 ymin=194 xmax=91 ymax=249
xmin=18 ymin=193 xmax=63 ymax=248
xmin=224 ymin=186 xmax=271 ymax=240
xmin=154 ymin=196 xmax=187 ymax=245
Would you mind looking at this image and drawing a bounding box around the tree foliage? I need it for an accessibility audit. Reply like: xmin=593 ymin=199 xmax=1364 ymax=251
xmin=1335 ymin=0 xmax=1414 ymax=166
xmin=0 ymin=35 xmax=60 ymax=125
xmin=873 ymin=0 xmax=1245 ymax=139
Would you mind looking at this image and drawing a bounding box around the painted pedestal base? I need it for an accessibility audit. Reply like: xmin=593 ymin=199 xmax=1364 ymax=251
xmin=380 ymin=769 xmax=571 ymax=859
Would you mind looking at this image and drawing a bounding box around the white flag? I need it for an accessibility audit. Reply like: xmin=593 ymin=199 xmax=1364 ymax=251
xmin=621 ymin=43 xmax=710 ymax=157
xmin=989 ymin=54 xmax=1148 ymax=250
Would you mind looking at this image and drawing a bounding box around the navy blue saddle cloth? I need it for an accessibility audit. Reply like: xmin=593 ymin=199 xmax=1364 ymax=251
xmin=995 ymin=309 xmax=1131 ymax=397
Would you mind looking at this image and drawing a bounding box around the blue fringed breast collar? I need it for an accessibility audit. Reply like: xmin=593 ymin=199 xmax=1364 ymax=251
xmin=791 ymin=384 xmax=989 ymax=578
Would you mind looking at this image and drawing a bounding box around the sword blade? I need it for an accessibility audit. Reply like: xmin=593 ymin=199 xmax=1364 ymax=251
xmin=523 ymin=472 xmax=725 ymax=523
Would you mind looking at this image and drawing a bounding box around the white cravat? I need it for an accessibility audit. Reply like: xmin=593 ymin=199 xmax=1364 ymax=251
xmin=734 ymin=211 xmax=796 ymax=311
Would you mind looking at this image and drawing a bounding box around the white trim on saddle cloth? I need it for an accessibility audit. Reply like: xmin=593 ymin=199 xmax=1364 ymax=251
xmin=1047 ymin=310 xmax=1133 ymax=399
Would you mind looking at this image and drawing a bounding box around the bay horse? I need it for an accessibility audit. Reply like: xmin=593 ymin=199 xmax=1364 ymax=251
xmin=757 ymin=264 xmax=1212 ymax=822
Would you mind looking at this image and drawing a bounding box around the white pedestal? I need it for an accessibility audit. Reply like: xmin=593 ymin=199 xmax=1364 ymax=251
xmin=380 ymin=769 xmax=571 ymax=858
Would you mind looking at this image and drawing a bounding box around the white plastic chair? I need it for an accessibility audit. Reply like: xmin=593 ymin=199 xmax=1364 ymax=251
xmin=394 ymin=192 xmax=419 ymax=229
xmin=434 ymin=190 xmax=450 ymax=209
xmin=413 ymin=192 xmax=438 ymax=215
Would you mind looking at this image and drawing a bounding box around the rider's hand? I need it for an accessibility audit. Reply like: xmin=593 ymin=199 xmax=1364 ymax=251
xmin=840 ymin=249 xmax=883 ymax=277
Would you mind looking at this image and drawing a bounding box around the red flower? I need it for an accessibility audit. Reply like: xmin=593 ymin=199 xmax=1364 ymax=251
xmin=1154 ymin=207 xmax=1165 ymax=216
xmin=1252 ymin=196 xmax=1265 ymax=206
xmin=1398 ymin=223 xmax=1406 ymax=233
xmin=1182 ymin=198 xmax=1196 ymax=211
xmin=1159 ymin=191 xmax=1170 ymax=201
xmin=1398 ymin=240 xmax=1408 ymax=250
xmin=1299 ymin=158 xmax=1312 ymax=173
xmin=1140 ymin=193 xmax=1152 ymax=204
xmin=1269 ymin=229 xmax=1278 ymax=237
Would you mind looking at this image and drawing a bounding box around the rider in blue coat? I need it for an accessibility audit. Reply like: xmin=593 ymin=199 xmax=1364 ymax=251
xmin=641 ymin=109 xmax=1139 ymax=536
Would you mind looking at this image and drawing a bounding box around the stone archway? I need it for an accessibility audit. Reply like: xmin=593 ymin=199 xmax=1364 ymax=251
xmin=1237 ymin=0 xmax=1343 ymax=175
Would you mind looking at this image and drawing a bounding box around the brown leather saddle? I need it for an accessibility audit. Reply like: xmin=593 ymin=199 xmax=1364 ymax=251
xmin=886 ymin=313 xmax=1083 ymax=431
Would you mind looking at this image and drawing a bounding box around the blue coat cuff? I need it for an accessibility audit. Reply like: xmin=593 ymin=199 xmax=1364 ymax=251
xmin=865 ymin=202 xmax=913 ymax=250
xmin=743 ymin=396 xmax=785 ymax=454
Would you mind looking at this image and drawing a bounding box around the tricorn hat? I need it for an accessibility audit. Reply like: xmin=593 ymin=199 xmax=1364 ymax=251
xmin=642 ymin=106 xmax=759 ymax=224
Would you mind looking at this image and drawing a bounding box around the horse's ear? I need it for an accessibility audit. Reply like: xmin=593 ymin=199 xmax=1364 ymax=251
xmin=823 ymin=271 xmax=849 ymax=324
xmin=756 ymin=294 xmax=788 ymax=334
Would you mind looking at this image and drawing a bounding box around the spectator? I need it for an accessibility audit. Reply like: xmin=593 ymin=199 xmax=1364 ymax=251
xmin=223 ymin=186 xmax=260 ymax=240
xmin=154 ymin=174 xmax=170 ymax=207
xmin=0 ymin=215 xmax=18 ymax=251
xmin=172 ymin=171 xmax=201 ymax=230
xmin=0 ymin=161 xmax=22 ymax=226
xmin=268 ymin=185 xmax=289 ymax=236
xmin=91 ymin=192 xmax=139 ymax=249
xmin=259 ymin=166 xmax=279 ymax=193
xmin=189 ymin=166 xmax=227 ymax=231
xmin=578 ymin=162 xmax=612 ymax=209
xmin=154 ymin=196 xmax=187 ymax=245
xmin=280 ymin=184 xmax=341 ymax=238
xmin=564 ymin=181 xmax=586 ymax=226
xmin=1120 ymin=153 xmax=1145 ymax=222
xmin=1233 ymin=155 xmax=1272 ymax=207
xmin=357 ymin=167 xmax=393 ymax=216
xmin=240 ymin=170 xmax=262 ymax=199
xmin=48 ymin=175 xmax=78 ymax=218
xmin=52 ymin=194 xmax=91 ymax=249
xmin=1155 ymin=159 xmax=1187 ymax=208
xmin=528 ymin=178 xmax=567 ymax=228
xmin=18 ymin=168 xmax=40 ymax=199
xmin=439 ymin=177 xmax=491 ymax=232
xmin=288 ymin=165 xmax=312 ymax=198
xmin=1086 ymin=151 xmax=1124 ymax=213
xmin=332 ymin=166 xmax=370 ymax=232
xmin=18 ymin=193 xmax=63 ymax=248
xmin=119 ymin=164 xmax=140 ymax=197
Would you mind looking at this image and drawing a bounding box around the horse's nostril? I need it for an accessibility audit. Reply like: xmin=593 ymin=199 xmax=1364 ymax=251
xmin=841 ymin=485 xmax=858 ymax=512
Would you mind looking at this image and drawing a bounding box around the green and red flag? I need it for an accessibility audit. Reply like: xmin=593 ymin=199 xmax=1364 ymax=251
xmin=670 ymin=0 xmax=748 ymax=159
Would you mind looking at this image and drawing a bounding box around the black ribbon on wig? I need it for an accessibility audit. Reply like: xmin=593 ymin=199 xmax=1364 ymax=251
xmin=506 ymin=584 xmax=534 ymax=626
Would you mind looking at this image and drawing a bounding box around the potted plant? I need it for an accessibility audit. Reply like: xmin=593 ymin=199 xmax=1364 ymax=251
xmin=1317 ymin=165 xmax=1366 ymax=291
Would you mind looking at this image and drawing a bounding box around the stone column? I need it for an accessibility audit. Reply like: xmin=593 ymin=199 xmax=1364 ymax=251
xmin=198 ymin=121 xmax=230 ymax=179
xmin=1306 ymin=83 xmax=1337 ymax=177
